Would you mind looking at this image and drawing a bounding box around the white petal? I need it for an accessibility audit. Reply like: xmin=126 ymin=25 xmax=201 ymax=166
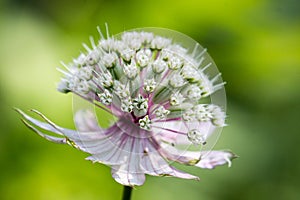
xmin=111 ymin=165 xmax=146 ymax=186
xmin=74 ymin=109 xmax=102 ymax=132
xmin=196 ymin=150 xmax=236 ymax=169
xmin=140 ymin=141 xmax=199 ymax=180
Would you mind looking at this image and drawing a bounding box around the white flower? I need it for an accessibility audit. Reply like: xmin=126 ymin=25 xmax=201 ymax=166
xmin=194 ymin=104 xmax=212 ymax=121
xmin=17 ymin=28 xmax=235 ymax=187
xmin=207 ymin=104 xmax=226 ymax=126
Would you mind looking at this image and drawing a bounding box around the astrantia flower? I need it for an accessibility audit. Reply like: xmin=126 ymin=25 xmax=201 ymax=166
xmin=17 ymin=27 xmax=236 ymax=186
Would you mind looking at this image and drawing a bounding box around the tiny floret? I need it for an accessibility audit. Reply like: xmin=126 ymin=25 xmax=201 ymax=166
xmin=151 ymin=36 xmax=171 ymax=49
xmin=113 ymin=80 xmax=130 ymax=99
xmin=98 ymin=72 xmax=113 ymax=88
xmin=207 ymin=104 xmax=226 ymax=127
xmin=168 ymin=55 xmax=183 ymax=70
xmin=186 ymin=84 xmax=202 ymax=100
xmin=181 ymin=64 xmax=201 ymax=82
xmin=143 ymin=79 xmax=156 ymax=93
xmin=187 ymin=129 xmax=206 ymax=145
xmin=152 ymin=59 xmax=167 ymax=74
xmin=154 ymin=106 xmax=170 ymax=119
xmin=182 ymin=109 xmax=195 ymax=122
xmin=139 ymin=115 xmax=151 ymax=130
xmin=98 ymin=89 xmax=113 ymax=105
xmin=120 ymin=49 xmax=135 ymax=62
xmin=136 ymin=49 xmax=151 ymax=67
xmin=102 ymin=52 xmax=118 ymax=68
xmin=194 ymin=104 xmax=212 ymax=122
xmin=123 ymin=62 xmax=139 ymax=79
xmin=132 ymin=94 xmax=148 ymax=117
xmin=86 ymin=51 xmax=101 ymax=65
xmin=169 ymin=74 xmax=185 ymax=88
xmin=170 ymin=92 xmax=185 ymax=106
xmin=121 ymin=98 xmax=134 ymax=113
xmin=73 ymin=53 xmax=86 ymax=67
xmin=78 ymin=66 xmax=93 ymax=81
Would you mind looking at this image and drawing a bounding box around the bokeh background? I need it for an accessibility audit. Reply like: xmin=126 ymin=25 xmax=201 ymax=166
xmin=1 ymin=0 xmax=300 ymax=199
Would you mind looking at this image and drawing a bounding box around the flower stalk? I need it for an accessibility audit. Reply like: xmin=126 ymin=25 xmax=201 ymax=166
xmin=122 ymin=186 xmax=132 ymax=200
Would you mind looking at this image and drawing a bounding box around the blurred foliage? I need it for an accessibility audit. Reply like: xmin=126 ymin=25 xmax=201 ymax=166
xmin=0 ymin=0 xmax=300 ymax=199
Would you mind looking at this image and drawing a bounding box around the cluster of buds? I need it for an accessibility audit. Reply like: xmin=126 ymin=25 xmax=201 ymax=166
xmin=58 ymin=29 xmax=226 ymax=138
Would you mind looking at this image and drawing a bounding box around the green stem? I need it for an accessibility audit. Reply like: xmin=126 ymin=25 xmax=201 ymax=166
xmin=122 ymin=186 xmax=132 ymax=200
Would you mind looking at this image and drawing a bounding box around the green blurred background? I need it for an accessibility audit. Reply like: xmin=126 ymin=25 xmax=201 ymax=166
xmin=1 ymin=0 xmax=300 ymax=199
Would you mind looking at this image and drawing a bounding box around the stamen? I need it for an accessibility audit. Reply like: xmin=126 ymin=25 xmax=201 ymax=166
xmin=89 ymin=36 xmax=97 ymax=49
xmin=195 ymin=48 xmax=207 ymax=60
xmin=97 ymin=26 xmax=104 ymax=39
xmin=201 ymin=62 xmax=212 ymax=72
xmin=211 ymin=73 xmax=222 ymax=83
xmin=82 ymin=43 xmax=92 ymax=53
xmin=191 ymin=43 xmax=199 ymax=58
xmin=105 ymin=23 xmax=110 ymax=38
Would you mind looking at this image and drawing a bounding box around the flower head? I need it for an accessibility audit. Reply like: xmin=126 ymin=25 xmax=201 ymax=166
xmin=17 ymin=27 xmax=236 ymax=186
